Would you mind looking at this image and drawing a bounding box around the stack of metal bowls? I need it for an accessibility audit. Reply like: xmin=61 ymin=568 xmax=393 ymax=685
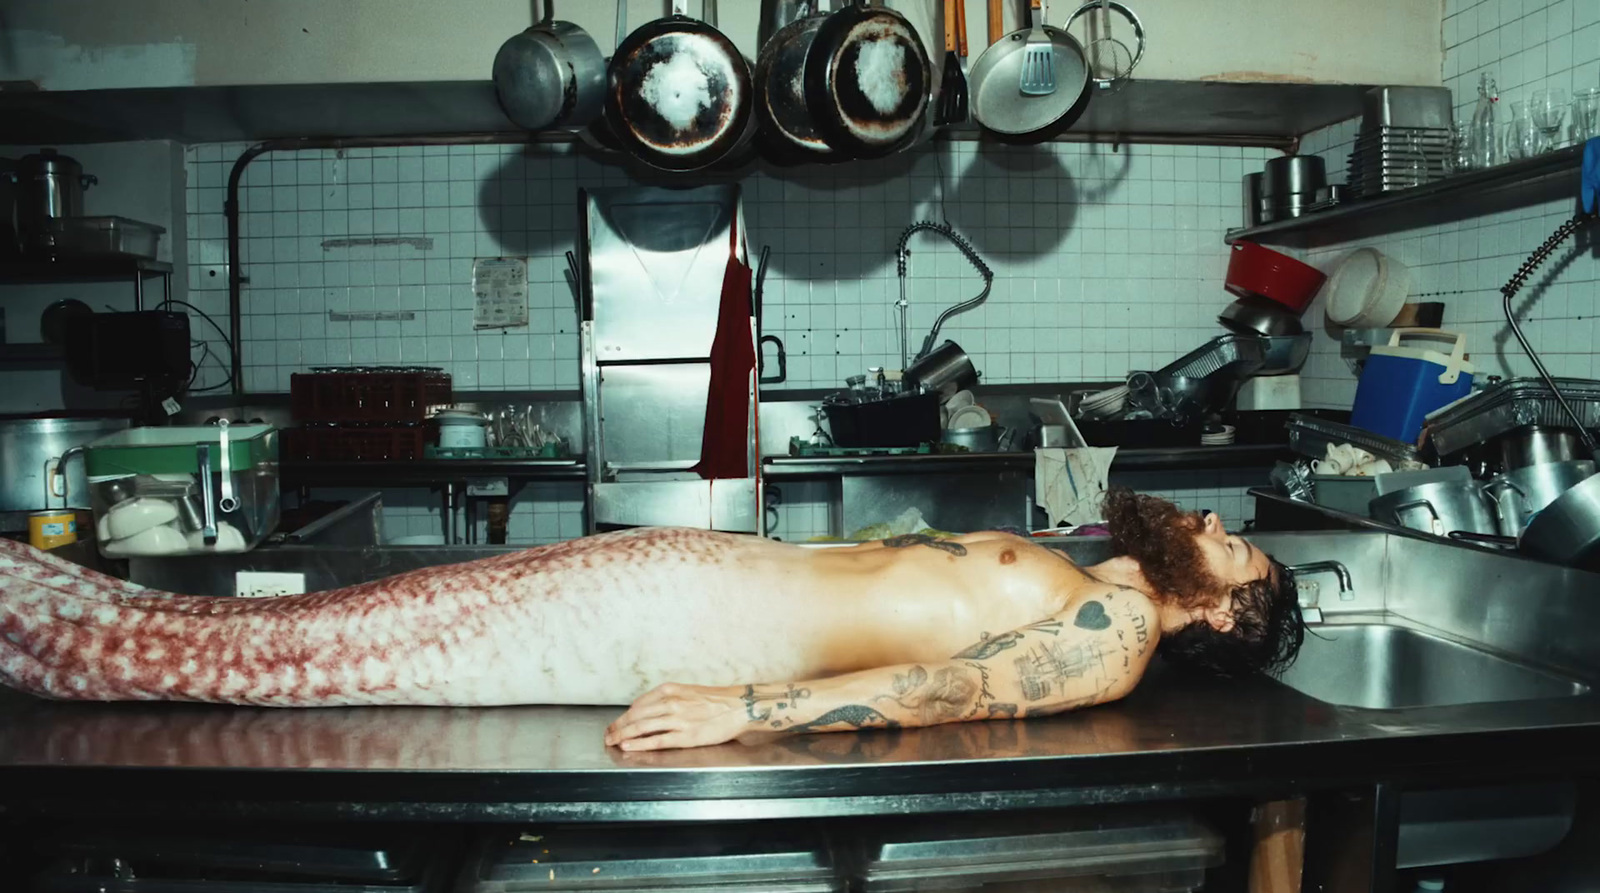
xmin=1346 ymin=86 xmax=1454 ymax=198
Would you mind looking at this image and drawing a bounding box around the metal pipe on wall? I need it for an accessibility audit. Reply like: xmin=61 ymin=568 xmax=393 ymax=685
xmin=223 ymin=132 xmax=543 ymax=396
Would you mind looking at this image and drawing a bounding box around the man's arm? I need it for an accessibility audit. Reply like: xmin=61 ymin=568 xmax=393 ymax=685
xmin=605 ymin=588 xmax=1160 ymax=751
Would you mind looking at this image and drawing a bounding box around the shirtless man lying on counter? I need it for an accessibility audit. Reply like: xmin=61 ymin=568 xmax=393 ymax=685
xmin=0 ymin=488 xmax=1302 ymax=752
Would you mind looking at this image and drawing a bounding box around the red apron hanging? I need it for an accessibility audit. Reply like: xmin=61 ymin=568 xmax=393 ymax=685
xmin=692 ymin=211 xmax=757 ymax=480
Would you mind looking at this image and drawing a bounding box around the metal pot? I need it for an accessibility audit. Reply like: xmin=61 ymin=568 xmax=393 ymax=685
xmin=1368 ymin=480 xmax=1497 ymax=538
xmin=492 ymin=0 xmax=606 ymax=131
xmin=1484 ymin=459 xmax=1596 ymax=536
xmin=7 ymin=149 xmax=97 ymax=256
xmin=804 ymin=0 xmax=933 ymax=158
xmin=904 ymin=340 xmax=978 ymax=399
xmin=1496 ymin=425 xmax=1583 ymax=471
xmin=942 ymin=423 xmax=1000 ymax=452
xmin=1520 ymin=472 xmax=1600 ymax=571
xmin=604 ymin=0 xmax=754 ymax=172
xmin=0 ymin=418 xmax=128 ymax=530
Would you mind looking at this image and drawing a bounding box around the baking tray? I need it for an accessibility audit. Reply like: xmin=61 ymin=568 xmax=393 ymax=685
xmin=1424 ymin=377 xmax=1600 ymax=455
xmin=48 ymin=215 xmax=165 ymax=260
xmin=1286 ymin=412 xmax=1424 ymax=466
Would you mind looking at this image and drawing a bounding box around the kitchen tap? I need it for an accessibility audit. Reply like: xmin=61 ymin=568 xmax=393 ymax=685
xmin=1286 ymin=561 xmax=1354 ymax=624
xmin=893 ymin=221 xmax=993 ymax=369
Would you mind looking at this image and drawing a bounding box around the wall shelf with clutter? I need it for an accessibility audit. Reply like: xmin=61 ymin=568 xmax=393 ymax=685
xmin=1225 ymin=144 xmax=1585 ymax=249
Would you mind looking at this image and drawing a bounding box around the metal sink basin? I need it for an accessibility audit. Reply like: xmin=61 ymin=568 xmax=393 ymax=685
xmin=1277 ymin=623 xmax=1588 ymax=709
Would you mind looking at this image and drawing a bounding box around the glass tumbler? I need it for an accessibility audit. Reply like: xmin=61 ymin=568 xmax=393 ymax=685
xmin=1531 ymin=88 xmax=1568 ymax=152
xmin=1572 ymin=87 xmax=1600 ymax=142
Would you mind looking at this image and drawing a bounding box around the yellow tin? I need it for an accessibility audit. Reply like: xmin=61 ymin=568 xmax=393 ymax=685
xmin=28 ymin=510 xmax=77 ymax=550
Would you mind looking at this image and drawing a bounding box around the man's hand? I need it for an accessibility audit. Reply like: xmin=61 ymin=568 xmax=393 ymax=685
xmin=605 ymin=683 xmax=750 ymax=751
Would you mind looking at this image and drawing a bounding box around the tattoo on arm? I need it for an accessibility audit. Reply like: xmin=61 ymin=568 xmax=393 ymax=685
xmin=988 ymin=702 xmax=1020 ymax=719
xmin=786 ymin=704 xmax=900 ymax=733
xmin=1073 ymin=600 xmax=1112 ymax=630
xmin=742 ymin=683 xmax=812 ymax=724
xmin=875 ymin=664 xmax=983 ymax=724
xmin=882 ymin=533 xmax=968 ymax=556
xmin=951 ymin=619 xmax=1063 ymax=659
xmin=1013 ymin=640 xmax=1108 ymax=702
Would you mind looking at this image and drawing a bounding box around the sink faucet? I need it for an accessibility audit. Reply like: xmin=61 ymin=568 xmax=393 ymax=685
xmin=1286 ymin=562 xmax=1355 ymax=620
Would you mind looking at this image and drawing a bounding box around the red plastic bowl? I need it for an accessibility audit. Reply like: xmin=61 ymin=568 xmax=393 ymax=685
xmin=1225 ymin=241 xmax=1328 ymax=313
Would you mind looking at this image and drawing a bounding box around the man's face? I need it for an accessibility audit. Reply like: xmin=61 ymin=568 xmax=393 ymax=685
xmin=1102 ymin=490 xmax=1273 ymax=622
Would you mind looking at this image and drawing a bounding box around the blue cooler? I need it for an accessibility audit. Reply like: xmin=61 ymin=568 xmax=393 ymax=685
xmin=1351 ymin=328 xmax=1475 ymax=444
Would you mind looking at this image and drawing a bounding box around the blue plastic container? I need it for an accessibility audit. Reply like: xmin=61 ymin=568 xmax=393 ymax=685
xmin=1351 ymin=328 xmax=1475 ymax=444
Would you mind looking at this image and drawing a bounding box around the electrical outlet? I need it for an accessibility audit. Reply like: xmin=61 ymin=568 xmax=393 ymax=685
xmin=235 ymin=571 xmax=306 ymax=598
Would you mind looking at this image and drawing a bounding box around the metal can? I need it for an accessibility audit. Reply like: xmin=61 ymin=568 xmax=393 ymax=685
xmin=28 ymin=510 xmax=77 ymax=550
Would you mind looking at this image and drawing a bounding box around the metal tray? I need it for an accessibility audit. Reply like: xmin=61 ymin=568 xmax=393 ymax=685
xmin=1287 ymin=412 xmax=1425 ymax=465
xmin=1424 ymin=377 xmax=1600 ymax=455
xmin=48 ymin=215 xmax=165 ymax=260
xmin=1158 ymin=334 xmax=1268 ymax=379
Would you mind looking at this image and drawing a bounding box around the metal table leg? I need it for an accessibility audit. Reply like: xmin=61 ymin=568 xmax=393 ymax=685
xmin=1302 ymin=783 xmax=1401 ymax=893
xmin=134 ymin=272 xmax=144 ymax=311
xmin=443 ymin=484 xmax=457 ymax=544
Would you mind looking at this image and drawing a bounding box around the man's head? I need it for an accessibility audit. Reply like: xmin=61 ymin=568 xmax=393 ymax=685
xmin=1101 ymin=488 xmax=1303 ymax=678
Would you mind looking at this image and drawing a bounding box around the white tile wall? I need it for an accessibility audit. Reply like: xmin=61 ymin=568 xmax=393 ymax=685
xmin=1292 ymin=0 xmax=1600 ymax=411
xmin=184 ymin=139 xmax=1275 ymax=394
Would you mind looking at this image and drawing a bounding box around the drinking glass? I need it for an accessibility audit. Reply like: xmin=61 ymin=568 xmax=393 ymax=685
xmin=1572 ymin=87 xmax=1600 ymax=142
xmin=1451 ymin=122 xmax=1474 ymax=172
xmin=1531 ymin=88 xmax=1568 ymax=152
xmin=1504 ymin=102 xmax=1538 ymax=161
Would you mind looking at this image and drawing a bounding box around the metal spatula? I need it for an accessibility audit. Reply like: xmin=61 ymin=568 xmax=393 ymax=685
xmin=1019 ymin=0 xmax=1056 ymax=95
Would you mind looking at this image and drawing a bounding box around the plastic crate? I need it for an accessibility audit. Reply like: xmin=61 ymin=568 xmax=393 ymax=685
xmin=282 ymin=425 xmax=430 ymax=461
xmin=290 ymin=368 xmax=452 ymax=423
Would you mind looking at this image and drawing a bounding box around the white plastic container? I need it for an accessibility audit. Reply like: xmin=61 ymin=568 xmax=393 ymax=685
xmin=434 ymin=409 xmax=488 ymax=449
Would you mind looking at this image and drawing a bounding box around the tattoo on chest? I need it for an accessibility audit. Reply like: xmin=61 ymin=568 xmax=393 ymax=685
xmin=882 ymin=533 xmax=968 ymax=556
xmin=1073 ymin=601 xmax=1112 ymax=631
xmin=742 ymin=683 xmax=812 ymax=723
xmin=1013 ymin=640 xmax=1107 ymax=702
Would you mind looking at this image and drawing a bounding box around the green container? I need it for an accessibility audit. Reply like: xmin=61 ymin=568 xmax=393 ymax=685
xmin=84 ymin=425 xmax=280 ymax=558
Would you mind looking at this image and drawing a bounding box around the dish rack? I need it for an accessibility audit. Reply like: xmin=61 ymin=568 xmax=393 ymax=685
xmin=1424 ymin=377 xmax=1600 ymax=456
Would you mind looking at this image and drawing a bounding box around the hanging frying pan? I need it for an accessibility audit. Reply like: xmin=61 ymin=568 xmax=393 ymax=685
xmin=493 ymin=0 xmax=606 ymax=131
xmin=755 ymin=1 xmax=848 ymax=164
xmin=604 ymin=0 xmax=755 ymax=172
xmin=968 ymin=0 xmax=1098 ymax=143
xmin=804 ymin=0 xmax=933 ymax=159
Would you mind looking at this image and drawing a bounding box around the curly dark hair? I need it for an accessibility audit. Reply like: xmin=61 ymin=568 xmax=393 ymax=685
xmin=1102 ymin=488 xmax=1304 ymax=678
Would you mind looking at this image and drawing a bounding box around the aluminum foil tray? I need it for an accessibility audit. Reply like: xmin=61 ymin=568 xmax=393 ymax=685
xmin=1424 ymin=377 xmax=1600 ymax=455
xmin=1287 ymin=412 xmax=1425 ymax=465
xmin=1159 ymin=334 xmax=1268 ymax=379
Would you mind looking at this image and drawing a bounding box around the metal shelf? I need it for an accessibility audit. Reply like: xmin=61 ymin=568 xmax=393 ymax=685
xmin=281 ymin=458 xmax=585 ymax=487
xmin=1226 ymin=145 xmax=1585 ymax=248
xmin=763 ymin=444 xmax=1289 ymax=478
xmin=0 ymin=256 xmax=173 ymax=284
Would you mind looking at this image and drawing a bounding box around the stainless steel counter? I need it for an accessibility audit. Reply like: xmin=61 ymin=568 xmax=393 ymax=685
xmin=5 ymin=531 xmax=1599 ymax=823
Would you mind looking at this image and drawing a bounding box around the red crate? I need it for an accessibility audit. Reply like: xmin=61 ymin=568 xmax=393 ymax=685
xmin=290 ymin=368 xmax=452 ymax=423
xmin=282 ymin=425 xmax=431 ymax=461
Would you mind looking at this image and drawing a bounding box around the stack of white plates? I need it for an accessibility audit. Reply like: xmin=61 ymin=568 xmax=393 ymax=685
xmin=1079 ymin=385 xmax=1129 ymax=420
xmin=1200 ymin=425 xmax=1237 ymax=446
xmin=1346 ymin=126 xmax=1452 ymax=197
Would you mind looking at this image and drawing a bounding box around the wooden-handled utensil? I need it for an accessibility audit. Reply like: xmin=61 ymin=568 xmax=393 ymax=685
xmin=936 ymin=0 xmax=970 ymax=124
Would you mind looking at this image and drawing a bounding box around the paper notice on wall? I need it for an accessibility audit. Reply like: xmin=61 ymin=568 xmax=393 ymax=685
xmin=473 ymin=257 xmax=529 ymax=330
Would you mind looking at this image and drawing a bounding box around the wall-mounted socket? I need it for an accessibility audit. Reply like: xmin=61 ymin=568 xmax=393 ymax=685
xmin=235 ymin=571 xmax=306 ymax=598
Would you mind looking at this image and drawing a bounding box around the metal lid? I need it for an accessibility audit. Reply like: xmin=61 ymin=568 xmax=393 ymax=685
xmin=16 ymin=147 xmax=82 ymax=174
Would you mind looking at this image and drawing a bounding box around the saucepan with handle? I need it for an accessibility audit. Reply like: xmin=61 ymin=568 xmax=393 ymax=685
xmin=605 ymin=0 xmax=755 ymax=172
xmin=493 ymin=0 xmax=607 ymax=131
xmin=1458 ymin=471 xmax=1600 ymax=570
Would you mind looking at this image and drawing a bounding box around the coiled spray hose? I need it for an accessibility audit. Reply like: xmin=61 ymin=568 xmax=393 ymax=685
xmin=895 ymin=221 xmax=994 ymax=368
xmin=1500 ymin=212 xmax=1600 ymax=460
